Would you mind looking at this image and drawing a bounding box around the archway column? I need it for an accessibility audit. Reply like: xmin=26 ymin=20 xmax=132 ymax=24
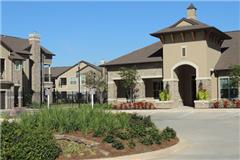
xmin=163 ymin=79 xmax=183 ymax=107
xmin=196 ymin=77 xmax=212 ymax=99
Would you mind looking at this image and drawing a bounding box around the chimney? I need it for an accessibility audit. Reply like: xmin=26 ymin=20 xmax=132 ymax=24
xmin=100 ymin=60 xmax=107 ymax=80
xmin=29 ymin=32 xmax=42 ymax=103
xmin=187 ymin=3 xmax=197 ymax=20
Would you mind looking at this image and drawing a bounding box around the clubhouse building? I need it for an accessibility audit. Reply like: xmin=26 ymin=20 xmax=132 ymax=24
xmin=102 ymin=4 xmax=240 ymax=107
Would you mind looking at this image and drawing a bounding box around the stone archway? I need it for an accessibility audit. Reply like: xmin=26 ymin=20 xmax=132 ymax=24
xmin=174 ymin=65 xmax=196 ymax=107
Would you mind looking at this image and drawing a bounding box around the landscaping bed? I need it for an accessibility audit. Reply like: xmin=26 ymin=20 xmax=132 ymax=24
xmin=1 ymin=106 xmax=178 ymax=160
xmin=56 ymin=131 xmax=178 ymax=159
xmin=210 ymin=99 xmax=240 ymax=108
xmin=113 ymin=102 xmax=156 ymax=109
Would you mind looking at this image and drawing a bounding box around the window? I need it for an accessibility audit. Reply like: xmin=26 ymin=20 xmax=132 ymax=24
xmin=153 ymin=80 xmax=163 ymax=99
xmin=69 ymin=77 xmax=77 ymax=85
xmin=15 ymin=60 xmax=22 ymax=70
xmin=219 ymin=77 xmax=239 ymax=99
xmin=181 ymin=47 xmax=186 ymax=57
xmin=60 ymin=78 xmax=67 ymax=86
xmin=0 ymin=59 xmax=5 ymax=79
xmin=80 ymin=74 xmax=86 ymax=85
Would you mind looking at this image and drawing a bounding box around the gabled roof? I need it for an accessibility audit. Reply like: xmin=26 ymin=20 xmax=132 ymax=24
xmin=150 ymin=18 xmax=231 ymax=40
xmin=9 ymin=52 xmax=25 ymax=60
xmin=102 ymin=42 xmax=163 ymax=66
xmin=44 ymin=66 xmax=71 ymax=78
xmin=0 ymin=35 xmax=55 ymax=57
xmin=215 ymin=31 xmax=240 ymax=70
xmin=50 ymin=60 xmax=101 ymax=78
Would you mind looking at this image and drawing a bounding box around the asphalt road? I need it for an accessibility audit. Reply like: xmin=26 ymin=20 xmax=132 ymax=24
xmin=134 ymin=109 xmax=240 ymax=160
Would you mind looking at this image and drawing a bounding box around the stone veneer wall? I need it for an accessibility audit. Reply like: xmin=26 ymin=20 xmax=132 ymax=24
xmin=163 ymin=80 xmax=183 ymax=107
xmin=196 ymin=78 xmax=212 ymax=100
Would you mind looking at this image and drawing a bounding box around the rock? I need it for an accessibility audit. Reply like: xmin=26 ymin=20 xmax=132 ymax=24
xmin=99 ymin=149 xmax=110 ymax=157
xmin=54 ymin=134 xmax=100 ymax=148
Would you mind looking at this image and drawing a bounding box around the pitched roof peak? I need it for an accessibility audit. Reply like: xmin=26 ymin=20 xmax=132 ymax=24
xmin=187 ymin=3 xmax=197 ymax=10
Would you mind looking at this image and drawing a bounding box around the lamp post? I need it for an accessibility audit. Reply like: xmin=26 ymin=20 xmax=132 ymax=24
xmin=77 ymin=65 xmax=81 ymax=107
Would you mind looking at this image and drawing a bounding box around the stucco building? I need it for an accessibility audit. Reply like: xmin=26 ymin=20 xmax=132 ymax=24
xmin=45 ymin=60 xmax=103 ymax=103
xmin=102 ymin=4 xmax=240 ymax=107
xmin=0 ymin=33 xmax=54 ymax=109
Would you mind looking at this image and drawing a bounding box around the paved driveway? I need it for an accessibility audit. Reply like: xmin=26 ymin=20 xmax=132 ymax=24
xmin=106 ymin=109 xmax=240 ymax=160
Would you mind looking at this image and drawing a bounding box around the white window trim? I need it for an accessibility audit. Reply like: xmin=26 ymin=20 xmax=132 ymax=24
xmin=0 ymin=58 xmax=6 ymax=79
xmin=69 ymin=77 xmax=77 ymax=85
xmin=15 ymin=60 xmax=22 ymax=71
xmin=181 ymin=46 xmax=187 ymax=57
xmin=218 ymin=76 xmax=239 ymax=99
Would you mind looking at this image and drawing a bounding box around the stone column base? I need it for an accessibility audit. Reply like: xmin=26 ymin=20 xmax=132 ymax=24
xmin=194 ymin=100 xmax=210 ymax=109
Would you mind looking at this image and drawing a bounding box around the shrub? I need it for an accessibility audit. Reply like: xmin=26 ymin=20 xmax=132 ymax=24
xmin=140 ymin=135 xmax=154 ymax=145
xmin=93 ymin=127 xmax=106 ymax=137
xmin=116 ymin=130 xmax=131 ymax=140
xmin=148 ymin=128 xmax=162 ymax=144
xmin=223 ymin=100 xmax=229 ymax=108
xmin=0 ymin=121 xmax=61 ymax=160
xmin=127 ymin=139 xmax=136 ymax=149
xmin=103 ymin=135 xmax=115 ymax=143
xmin=235 ymin=100 xmax=240 ymax=108
xmin=112 ymin=102 xmax=156 ymax=110
xmin=112 ymin=140 xmax=125 ymax=150
xmin=197 ymin=89 xmax=209 ymax=100
xmin=161 ymin=127 xmax=176 ymax=141
xmin=213 ymin=101 xmax=220 ymax=108
xmin=159 ymin=90 xmax=170 ymax=101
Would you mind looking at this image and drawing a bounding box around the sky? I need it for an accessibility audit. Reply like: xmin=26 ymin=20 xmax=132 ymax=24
xmin=1 ymin=1 xmax=240 ymax=67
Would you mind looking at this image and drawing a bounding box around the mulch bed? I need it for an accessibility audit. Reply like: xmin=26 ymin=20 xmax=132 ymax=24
xmin=57 ymin=131 xmax=179 ymax=160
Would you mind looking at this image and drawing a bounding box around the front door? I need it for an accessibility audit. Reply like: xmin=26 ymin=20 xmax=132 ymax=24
xmin=0 ymin=91 xmax=6 ymax=109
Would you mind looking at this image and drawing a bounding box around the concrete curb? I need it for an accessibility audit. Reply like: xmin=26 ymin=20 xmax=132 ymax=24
xmin=90 ymin=138 xmax=188 ymax=160
xmin=112 ymin=108 xmax=240 ymax=114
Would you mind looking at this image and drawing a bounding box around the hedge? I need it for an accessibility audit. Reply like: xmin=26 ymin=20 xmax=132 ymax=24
xmin=0 ymin=121 xmax=61 ymax=160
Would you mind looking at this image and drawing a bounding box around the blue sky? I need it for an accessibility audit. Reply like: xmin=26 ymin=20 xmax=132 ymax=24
xmin=1 ymin=1 xmax=240 ymax=67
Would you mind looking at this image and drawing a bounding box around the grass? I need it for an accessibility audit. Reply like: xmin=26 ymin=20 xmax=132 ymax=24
xmin=19 ymin=104 xmax=177 ymax=151
xmin=19 ymin=105 xmax=129 ymax=134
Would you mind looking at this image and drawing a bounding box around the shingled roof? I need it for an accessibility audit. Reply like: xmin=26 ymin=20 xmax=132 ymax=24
xmin=0 ymin=35 xmax=55 ymax=60
xmin=44 ymin=66 xmax=71 ymax=78
xmin=47 ymin=60 xmax=101 ymax=79
xmin=215 ymin=31 xmax=240 ymax=70
xmin=102 ymin=42 xmax=163 ymax=66
xmin=150 ymin=18 xmax=231 ymax=40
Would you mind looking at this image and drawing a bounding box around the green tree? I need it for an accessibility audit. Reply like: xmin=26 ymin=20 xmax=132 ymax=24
xmin=85 ymin=71 xmax=107 ymax=103
xmin=229 ymin=65 xmax=240 ymax=87
xmin=119 ymin=67 xmax=139 ymax=102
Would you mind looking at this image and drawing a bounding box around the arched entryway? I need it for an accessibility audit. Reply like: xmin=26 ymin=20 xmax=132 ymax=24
xmin=174 ymin=65 xmax=196 ymax=107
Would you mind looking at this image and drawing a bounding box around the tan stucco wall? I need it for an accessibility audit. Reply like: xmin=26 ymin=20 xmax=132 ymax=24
xmin=0 ymin=45 xmax=12 ymax=81
xmin=163 ymin=40 xmax=209 ymax=79
xmin=107 ymin=63 xmax=162 ymax=83
xmin=176 ymin=21 xmax=192 ymax=27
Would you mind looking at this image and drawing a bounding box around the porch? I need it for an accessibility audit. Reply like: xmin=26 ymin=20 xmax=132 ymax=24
xmin=109 ymin=78 xmax=164 ymax=103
